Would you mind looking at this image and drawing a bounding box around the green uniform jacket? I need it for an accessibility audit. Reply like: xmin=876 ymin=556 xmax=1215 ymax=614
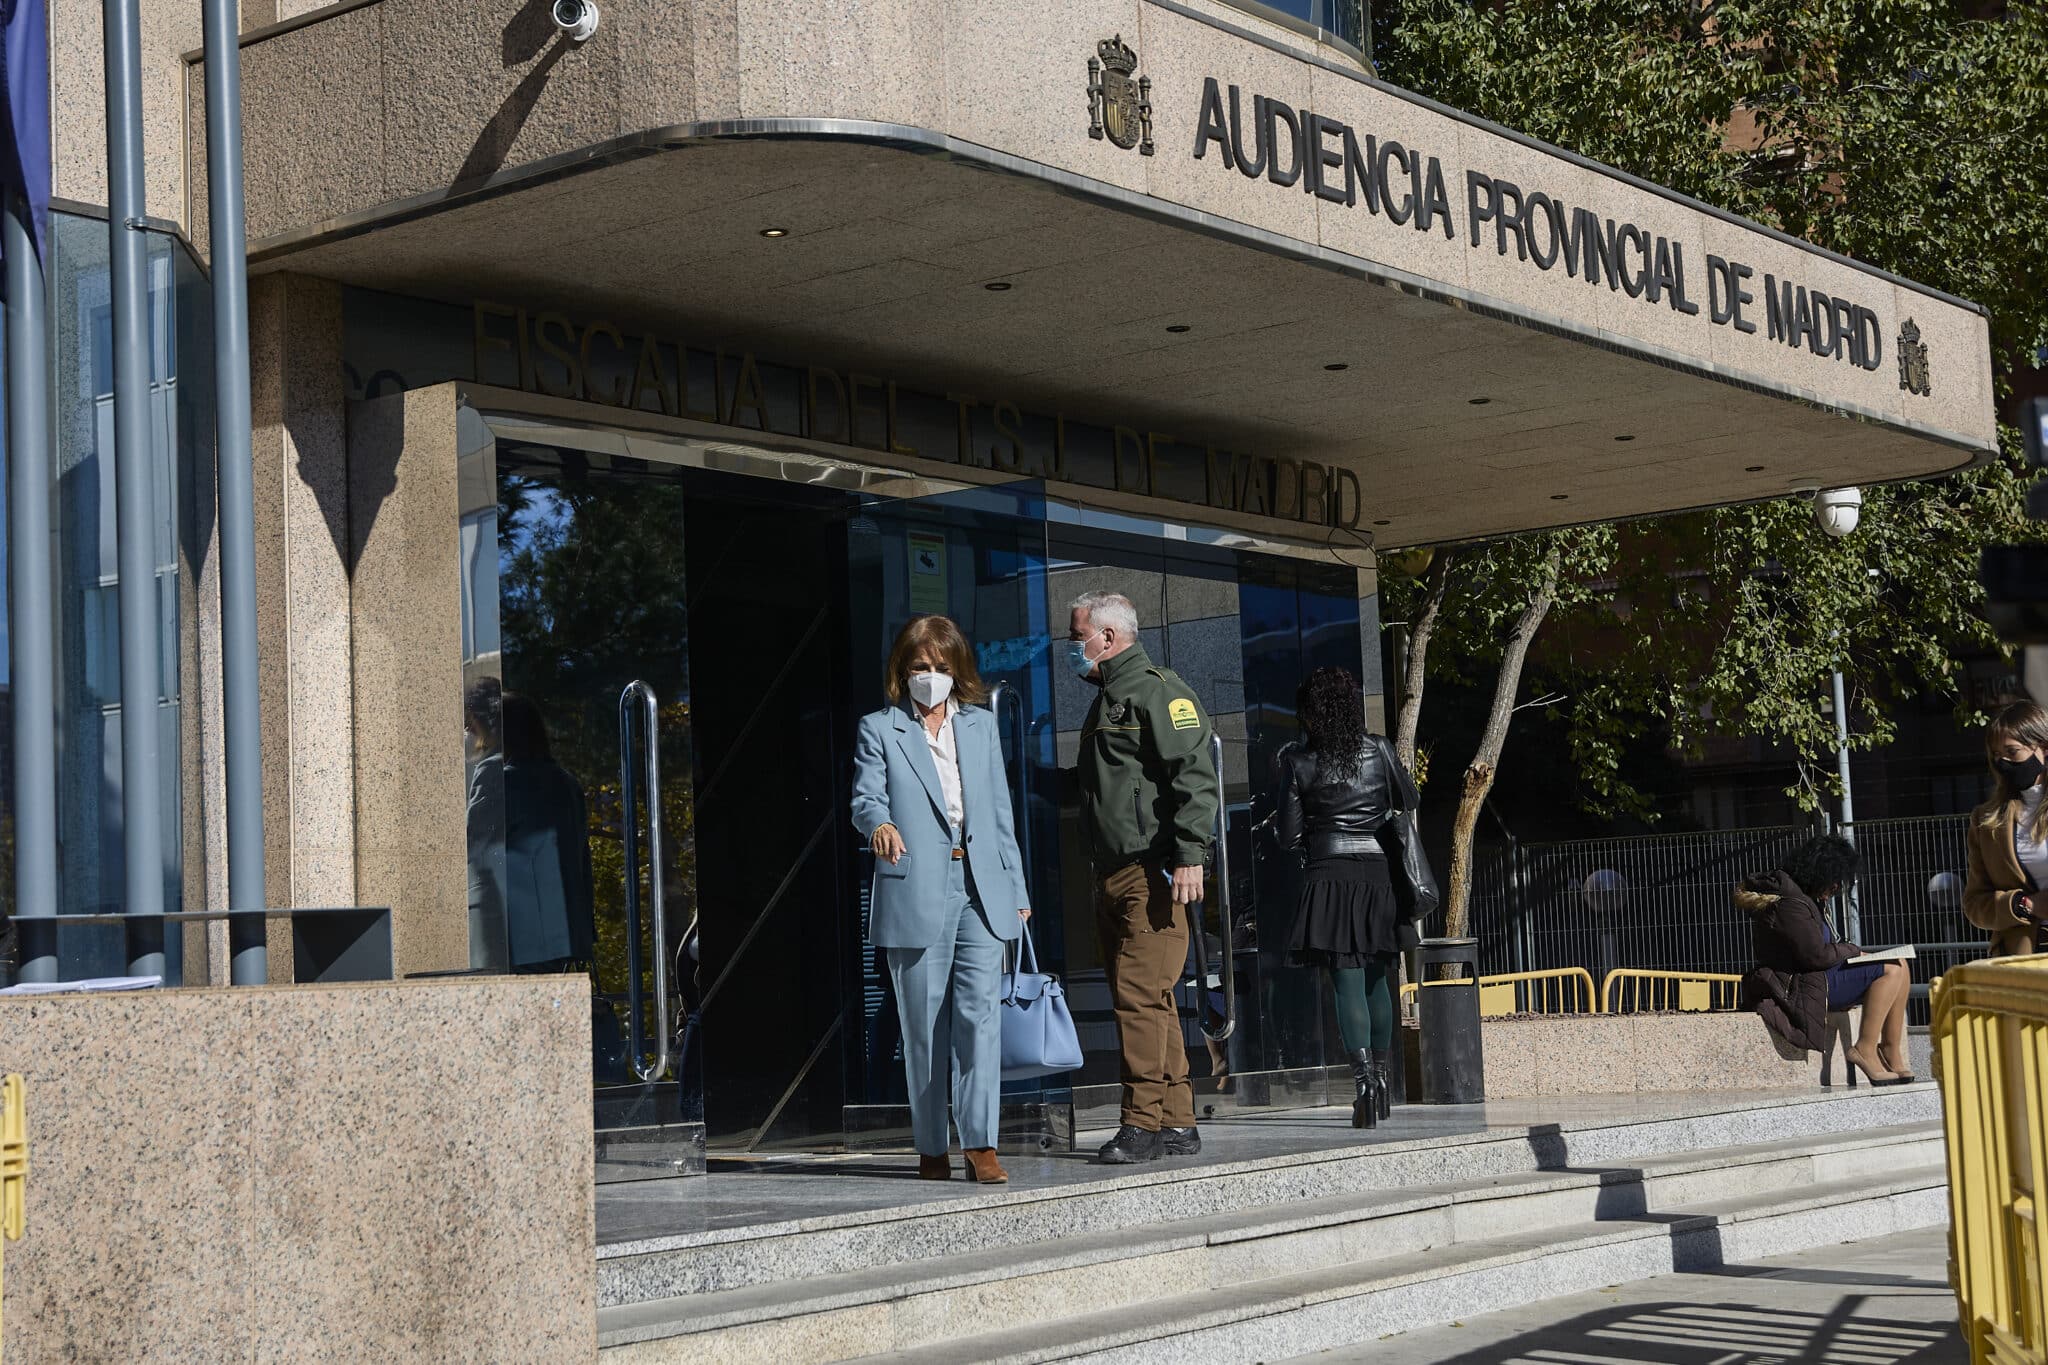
xmin=1078 ymin=644 xmax=1220 ymax=868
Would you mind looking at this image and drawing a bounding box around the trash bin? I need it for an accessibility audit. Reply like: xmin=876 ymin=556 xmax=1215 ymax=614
xmin=1416 ymin=937 xmax=1485 ymax=1104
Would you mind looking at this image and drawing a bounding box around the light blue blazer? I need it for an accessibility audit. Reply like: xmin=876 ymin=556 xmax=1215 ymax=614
xmin=851 ymin=701 xmax=1031 ymax=949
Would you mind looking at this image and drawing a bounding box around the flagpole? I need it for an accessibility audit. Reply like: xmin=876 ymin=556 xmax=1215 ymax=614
xmin=4 ymin=193 xmax=58 ymax=982
xmin=101 ymin=0 xmax=167 ymax=974
xmin=201 ymin=0 xmax=266 ymax=984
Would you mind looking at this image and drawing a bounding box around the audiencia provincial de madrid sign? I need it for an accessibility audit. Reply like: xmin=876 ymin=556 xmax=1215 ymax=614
xmin=1090 ymin=34 xmax=1935 ymax=398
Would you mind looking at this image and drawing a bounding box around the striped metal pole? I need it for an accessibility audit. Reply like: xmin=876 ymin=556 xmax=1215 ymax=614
xmin=201 ymin=0 xmax=267 ymax=984
xmin=4 ymin=194 xmax=58 ymax=982
xmin=102 ymin=0 xmax=167 ymax=974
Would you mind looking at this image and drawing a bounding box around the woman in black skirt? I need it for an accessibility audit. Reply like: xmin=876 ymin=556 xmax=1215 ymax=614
xmin=1277 ymin=666 xmax=1420 ymax=1129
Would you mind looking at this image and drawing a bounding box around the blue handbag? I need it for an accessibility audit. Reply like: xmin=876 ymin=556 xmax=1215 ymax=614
xmin=999 ymin=923 xmax=1084 ymax=1080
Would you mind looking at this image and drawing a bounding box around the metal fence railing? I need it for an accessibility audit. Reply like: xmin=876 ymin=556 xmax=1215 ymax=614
xmin=1467 ymin=814 xmax=1986 ymax=1025
xmin=1842 ymin=815 xmax=1978 ymax=953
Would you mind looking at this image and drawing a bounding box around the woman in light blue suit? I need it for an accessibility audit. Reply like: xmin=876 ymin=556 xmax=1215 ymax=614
xmin=852 ymin=614 xmax=1031 ymax=1184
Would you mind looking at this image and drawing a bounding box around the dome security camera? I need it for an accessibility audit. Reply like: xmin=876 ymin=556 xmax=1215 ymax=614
xmin=551 ymin=0 xmax=599 ymax=41
xmin=1813 ymin=486 xmax=1862 ymax=538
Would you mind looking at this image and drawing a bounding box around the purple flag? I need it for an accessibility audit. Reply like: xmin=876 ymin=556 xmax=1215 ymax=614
xmin=0 ymin=0 xmax=50 ymax=259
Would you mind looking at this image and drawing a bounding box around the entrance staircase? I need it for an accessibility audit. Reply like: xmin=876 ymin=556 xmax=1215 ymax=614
xmin=595 ymin=1085 xmax=1946 ymax=1363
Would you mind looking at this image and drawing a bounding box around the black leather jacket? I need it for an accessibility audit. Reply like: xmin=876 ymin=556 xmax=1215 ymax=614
xmin=1276 ymin=735 xmax=1420 ymax=860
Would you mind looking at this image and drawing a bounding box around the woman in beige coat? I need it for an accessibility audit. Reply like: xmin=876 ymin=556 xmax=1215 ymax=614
xmin=1963 ymin=701 xmax=2048 ymax=961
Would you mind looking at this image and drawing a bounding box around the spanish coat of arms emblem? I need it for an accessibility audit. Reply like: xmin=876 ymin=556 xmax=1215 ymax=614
xmin=1897 ymin=318 xmax=1932 ymax=397
xmin=1088 ymin=35 xmax=1155 ymax=156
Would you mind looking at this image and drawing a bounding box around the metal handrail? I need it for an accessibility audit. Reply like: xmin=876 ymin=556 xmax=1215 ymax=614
xmin=618 ymin=681 xmax=672 ymax=1084
xmin=1192 ymin=732 xmax=1238 ymax=1043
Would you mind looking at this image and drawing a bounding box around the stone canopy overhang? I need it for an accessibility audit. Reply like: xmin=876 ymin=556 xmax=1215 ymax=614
xmin=199 ymin=0 xmax=1996 ymax=550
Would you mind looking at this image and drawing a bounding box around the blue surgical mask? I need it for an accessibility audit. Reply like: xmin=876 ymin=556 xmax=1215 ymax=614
xmin=1066 ymin=636 xmax=1099 ymax=679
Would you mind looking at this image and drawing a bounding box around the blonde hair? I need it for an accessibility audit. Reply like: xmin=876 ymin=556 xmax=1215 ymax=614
xmin=1981 ymin=700 xmax=2048 ymax=840
xmin=883 ymin=615 xmax=989 ymax=706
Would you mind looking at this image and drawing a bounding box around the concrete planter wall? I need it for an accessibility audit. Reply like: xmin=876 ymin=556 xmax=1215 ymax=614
xmin=0 ymin=976 xmax=595 ymax=1361
xmin=1468 ymin=1010 xmax=1856 ymax=1101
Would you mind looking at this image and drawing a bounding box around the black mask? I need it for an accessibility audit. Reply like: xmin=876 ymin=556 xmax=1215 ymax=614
xmin=1995 ymin=755 xmax=2045 ymax=792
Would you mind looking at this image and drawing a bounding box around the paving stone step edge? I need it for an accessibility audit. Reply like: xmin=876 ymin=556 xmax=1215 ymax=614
xmin=600 ymin=1085 xmax=1935 ymax=1263
xmin=595 ymin=1085 xmax=1938 ymax=1304
xmin=594 ymin=1123 xmax=1943 ymax=1351
xmin=845 ymin=1169 xmax=1949 ymax=1365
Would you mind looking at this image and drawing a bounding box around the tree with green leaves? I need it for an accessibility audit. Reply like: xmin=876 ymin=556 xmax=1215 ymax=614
xmin=1383 ymin=528 xmax=1615 ymax=935
xmin=1373 ymin=0 xmax=2048 ymax=932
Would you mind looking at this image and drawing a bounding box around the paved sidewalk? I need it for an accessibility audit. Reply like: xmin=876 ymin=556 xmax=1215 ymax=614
xmin=1294 ymin=1225 xmax=1965 ymax=1365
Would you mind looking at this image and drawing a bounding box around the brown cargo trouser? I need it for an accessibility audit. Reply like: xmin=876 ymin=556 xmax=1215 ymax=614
xmin=1095 ymin=860 xmax=1193 ymax=1131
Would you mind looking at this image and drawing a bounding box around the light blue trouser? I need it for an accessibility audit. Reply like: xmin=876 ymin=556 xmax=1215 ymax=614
xmin=885 ymin=857 xmax=1005 ymax=1155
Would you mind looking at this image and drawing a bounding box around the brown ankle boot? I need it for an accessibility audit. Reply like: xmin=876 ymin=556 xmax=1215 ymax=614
xmin=918 ymin=1154 xmax=951 ymax=1180
xmin=963 ymin=1148 xmax=1008 ymax=1184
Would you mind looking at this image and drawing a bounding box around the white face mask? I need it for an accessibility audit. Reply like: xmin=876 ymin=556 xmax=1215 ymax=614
xmin=908 ymin=671 xmax=953 ymax=709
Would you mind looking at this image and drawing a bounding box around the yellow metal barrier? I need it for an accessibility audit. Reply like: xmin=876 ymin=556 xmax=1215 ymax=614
xmin=1933 ymin=956 xmax=2048 ymax=1365
xmin=1601 ymin=968 xmax=1743 ymax=1014
xmin=1398 ymin=968 xmax=1596 ymax=1018
xmin=1475 ymin=968 xmax=1596 ymax=1018
xmin=1390 ymin=966 xmax=1746 ymax=1018
xmin=2 ymin=1074 xmax=24 ymax=1358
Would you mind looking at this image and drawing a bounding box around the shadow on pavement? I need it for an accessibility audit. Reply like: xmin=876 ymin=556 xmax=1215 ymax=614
xmin=1410 ymin=1297 xmax=1961 ymax=1365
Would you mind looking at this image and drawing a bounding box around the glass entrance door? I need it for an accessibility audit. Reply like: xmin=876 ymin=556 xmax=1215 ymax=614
xmin=846 ymin=481 xmax=1376 ymax=1134
xmin=1040 ymin=517 xmax=1372 ymax=1110
xmin=465 ymin=433 xmax=705 ymax=1179
xmin=467 ymin=414 xmax=878 ymax=1164
xmin=463 ymin=415 xmax=1380 ymax=1165
xmin=843 ymin=482 xmax=1060 ymax=1136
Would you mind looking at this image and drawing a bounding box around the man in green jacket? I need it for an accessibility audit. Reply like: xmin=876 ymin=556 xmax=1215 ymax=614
xmin=1067 ymin=590 xmax=1219 ymax=1163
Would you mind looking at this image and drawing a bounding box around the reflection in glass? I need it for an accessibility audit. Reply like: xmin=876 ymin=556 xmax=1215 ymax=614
xmin=464 ymin=675 xmax=508 ymax=969
xmin=4 ymin=210 xmax=207 ymax=981
xmin=464 ymin=434 xmax=702 ymax=1097
xmin=499 ymin=692 xmax=597 ymax=972
xmin=1224 ymin=0 xmax=1367 ymax=53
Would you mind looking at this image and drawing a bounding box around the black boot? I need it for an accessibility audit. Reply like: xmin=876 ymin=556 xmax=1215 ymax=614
xmin=1096 ymin=1125 xmax=1165 ymax=1164
xmin=1349 ymin=1049 xmax=1377 ymax=1129
xmin=1372 ymin=1048 xmax=1394 ymax=1121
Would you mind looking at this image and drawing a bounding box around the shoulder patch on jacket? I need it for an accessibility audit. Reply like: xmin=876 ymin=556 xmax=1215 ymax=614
xmin=1168 ymin=697 xmax=1201 ymax=730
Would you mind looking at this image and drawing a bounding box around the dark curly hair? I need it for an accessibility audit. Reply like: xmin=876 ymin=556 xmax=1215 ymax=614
xmin=1298 ymin=666 xmax=1368 ymax=780
xmin=1780 ymin=834 xmax=1862 ymax=899
xmin=463 ymin=676 xmax=503 ymax=747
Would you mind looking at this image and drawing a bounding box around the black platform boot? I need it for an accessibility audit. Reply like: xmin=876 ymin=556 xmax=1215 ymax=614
xmin=1349 ymin=1049 xmax=1377 ymax=1129
xmin=1372 ymin=1048 xmax=1394 ymax=1121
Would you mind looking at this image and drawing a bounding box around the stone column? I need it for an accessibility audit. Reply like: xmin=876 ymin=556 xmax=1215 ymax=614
xmin=186 ymin=347 xmax=226 ymax=983
xmin=246 ymin=273 xmax=355 ymax=980
xmin=348 ymin=384 xmax=469 ymax=978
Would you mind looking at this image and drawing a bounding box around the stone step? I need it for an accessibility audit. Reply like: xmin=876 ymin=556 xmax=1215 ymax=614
xmin=594 ymin=1120 xmax=1943 ymax=1360
xmin=855 ymin=1167 xmax=1948 ymax=1365
xmin=595 ymin=1083 xmax=1936 ymax=1309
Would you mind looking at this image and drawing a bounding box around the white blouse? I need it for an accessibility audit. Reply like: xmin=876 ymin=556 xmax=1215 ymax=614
xmin=919 ymin=700 xmax=965 ymax=835
xmin=2015 ymin=784 xmax=2048 ymax=891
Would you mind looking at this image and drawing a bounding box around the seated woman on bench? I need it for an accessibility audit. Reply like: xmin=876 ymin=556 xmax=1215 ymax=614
xmin=1737 ymin=834 xmax=1912 ymax=1086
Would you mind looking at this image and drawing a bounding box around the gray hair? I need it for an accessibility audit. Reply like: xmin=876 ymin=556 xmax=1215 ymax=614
xmin=1069 ymin=590 xmax=1140 ymax=641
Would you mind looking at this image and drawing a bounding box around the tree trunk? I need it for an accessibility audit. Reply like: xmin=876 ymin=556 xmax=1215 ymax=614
xmin=1443 ymin=545 xmax=1562 ymax=940
xmin=1393 ymin=551 xmax=1454 ymax=774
